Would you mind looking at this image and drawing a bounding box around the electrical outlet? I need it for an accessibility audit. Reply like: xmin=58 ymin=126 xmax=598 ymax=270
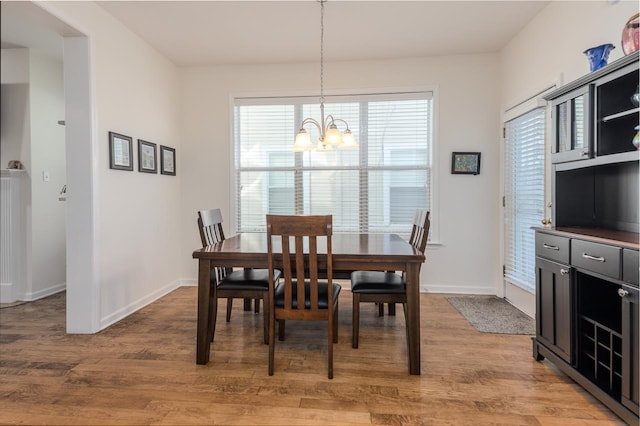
xmin=42 ymin=171 xmax=50 ymax=182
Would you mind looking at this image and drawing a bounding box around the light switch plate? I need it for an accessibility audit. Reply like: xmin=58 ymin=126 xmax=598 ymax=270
xmin=43 ymin=171 xmax=50 ymax=182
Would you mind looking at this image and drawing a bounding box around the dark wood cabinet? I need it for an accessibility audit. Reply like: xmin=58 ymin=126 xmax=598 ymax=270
xmin=621 ymin=284 xmax=639 ymax=414
xmin=533 ymin=51 xmax=639 ymax=425
xmin=535 ymin=256 xmax=572 ymax=363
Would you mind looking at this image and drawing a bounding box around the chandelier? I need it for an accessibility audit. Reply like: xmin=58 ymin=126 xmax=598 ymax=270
xmin=293 ymin=0 xmax=356 ymax=152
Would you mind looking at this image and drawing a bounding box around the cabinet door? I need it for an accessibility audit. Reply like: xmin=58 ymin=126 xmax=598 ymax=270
xmin=536 ymin=257 xmax=573 ymax=363
xmin=621 ymin=284 xmax=639 ymax=415
xmin=551 ymin=86 xmax=591 ymax=164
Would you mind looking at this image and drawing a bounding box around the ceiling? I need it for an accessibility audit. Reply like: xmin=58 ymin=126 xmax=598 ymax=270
xmin=2 ymin=1 xmax=550 ymax=67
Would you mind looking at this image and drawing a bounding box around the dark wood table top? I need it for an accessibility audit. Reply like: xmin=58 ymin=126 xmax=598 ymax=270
xmin=193 ymin=232 xmax=425 ymax=268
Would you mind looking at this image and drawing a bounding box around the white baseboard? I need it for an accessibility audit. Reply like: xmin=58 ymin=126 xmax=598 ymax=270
xmin=17 ymin=282 xmax=66 ymax=302
xmin=422 ymin=284 xmax=496 ymax=295
xmin=99 ymin=280 xmax=182 ymax=330
xmin=178 ymin=278 xmax=197 ymax=287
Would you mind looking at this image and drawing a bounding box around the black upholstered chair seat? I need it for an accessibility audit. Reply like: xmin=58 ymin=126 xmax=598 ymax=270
xmin=351 ymin=271 xmax=404 ymax=294
xmin=274 ymin=281 xmax=342 ymax=309
xmin=216 ymin=269 xmax=281 ymax=291
xmin=350 ymin=210 xmax=430 ymax=349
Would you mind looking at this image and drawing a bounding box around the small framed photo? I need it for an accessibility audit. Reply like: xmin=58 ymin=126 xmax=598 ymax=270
xmin=451 ymin=152 xmax=481 ymax=175
xmin=138 ymin=139 xmax=157 ymax=174
xmin=160 ymin=145 xmax=176 ymax=176
xmin=109 ymin=132 xmax=133 ymax=171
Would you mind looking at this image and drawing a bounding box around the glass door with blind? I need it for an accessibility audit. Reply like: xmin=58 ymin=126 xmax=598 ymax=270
xmin=503 ymin=107 xmax=546 ymax=296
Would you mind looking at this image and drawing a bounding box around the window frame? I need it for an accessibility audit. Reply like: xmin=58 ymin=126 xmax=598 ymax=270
xmin=230 ymin=87 xmax=440 ymax=242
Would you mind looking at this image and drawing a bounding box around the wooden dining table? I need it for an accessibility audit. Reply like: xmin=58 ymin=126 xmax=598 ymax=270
xmin=192 ymin=232 xmax=426 ymax=375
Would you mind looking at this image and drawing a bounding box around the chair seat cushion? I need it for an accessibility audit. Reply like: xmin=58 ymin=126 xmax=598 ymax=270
xmin=350 ymin=271 xmax=405 ymax=294
xmin=274 ymin=281 xmax=342 ymax=309
xmin=217 ymin=268 xmax=281 ymax=291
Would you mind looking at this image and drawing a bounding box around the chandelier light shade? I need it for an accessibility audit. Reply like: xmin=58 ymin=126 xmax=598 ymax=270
xmin=294 ymin=0 xmax=357 ymax=152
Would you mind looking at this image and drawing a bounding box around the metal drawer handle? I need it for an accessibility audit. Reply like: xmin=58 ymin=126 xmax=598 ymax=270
xmin=582 ymin=253 xmax=605 ymax=262
xmin=560 ymin=269 xmax=569 ymax=276
xmin=543 ymin=244 xmax=559 ymax=251
xmin=618 ymin=288 xmax=629 ymax=298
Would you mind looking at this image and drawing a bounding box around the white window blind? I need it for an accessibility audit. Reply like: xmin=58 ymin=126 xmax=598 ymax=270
xmin=233 ymin=92 xmax=433 ymax=234
xmin=504 ymin=107 xmax=545 ymax=292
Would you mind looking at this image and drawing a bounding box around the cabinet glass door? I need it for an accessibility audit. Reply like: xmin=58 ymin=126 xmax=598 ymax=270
xmin=552 ymin=87 xmax=590 ymax=163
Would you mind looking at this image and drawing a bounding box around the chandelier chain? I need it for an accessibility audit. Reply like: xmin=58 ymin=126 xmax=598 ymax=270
xmin=320 ymin=0 xmax=325 ymax=104
xmin=293 ymin=0 xmax=356 ymax=152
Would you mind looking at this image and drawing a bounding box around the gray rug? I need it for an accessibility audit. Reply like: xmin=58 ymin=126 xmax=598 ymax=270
xmin=446 ymin=296 xmax=535 ymax=335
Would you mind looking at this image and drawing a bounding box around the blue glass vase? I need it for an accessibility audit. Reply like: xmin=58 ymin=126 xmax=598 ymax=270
xmin=583 ymin=43 xmax=615 ymax=72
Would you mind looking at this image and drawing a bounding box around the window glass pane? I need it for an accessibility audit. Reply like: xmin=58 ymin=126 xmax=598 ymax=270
xmin=234 ymin=93 xmax=433 ymax=234
xmin=238 ymin=171 xmax=266 ymax=231
xmin=367 ymin=169 xmax=429 ymax=233
xmin=268 ymin=152 xmax=294 ymax=215
xmin=236 ymin=105 xmax=295 ymax=168
xmin=369 ymin=100 xmax=431 ymax=167
xmin=302 ymin=170 xmax=360 ymax=232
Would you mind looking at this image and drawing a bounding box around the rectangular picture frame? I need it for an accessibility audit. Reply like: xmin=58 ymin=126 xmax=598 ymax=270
xmin=138 ymin=139 xmax=157 ymax=174
xmin=109 ymin=131 xmax=133 ymax=171
xmin=451 ymin=152 xmax=481 ymax=175
xmin=160 ymin=145 xmax=176 ymax=176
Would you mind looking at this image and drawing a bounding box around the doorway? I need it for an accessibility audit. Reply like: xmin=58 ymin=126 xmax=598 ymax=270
xmin=1 ymin=1 xmax=98 ymax=332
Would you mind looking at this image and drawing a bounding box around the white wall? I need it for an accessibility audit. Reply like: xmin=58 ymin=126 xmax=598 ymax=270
xmin=180 ymin=54 xmax=502 ymax=294
xmin=1 ymin=49 xmax=30 ymax=175
xmin=27 ymin=49 xmax=66 ymax=300
xmin=1 ymin=49 xmax=29 ymax=84
xmin=498 ymin=0 xmax=638 ymax=313
xmin=0 ymin=48 xmax=66 ymax=302
xmin=500 ymin=1 xmax=637 ymax=105
xmin=40 ymin=1 xmax=182 ymax=330
xmin=0 ymin=83 xmax=29 ymax=168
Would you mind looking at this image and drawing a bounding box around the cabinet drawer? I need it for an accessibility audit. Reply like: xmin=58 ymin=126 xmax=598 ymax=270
xmin=623 ymin=249 xmax=639 ymax=286
xmin=536 ymin=233 xmax=570 ymax=264
xmin=571 ymin=239 xmax=621 ymax=280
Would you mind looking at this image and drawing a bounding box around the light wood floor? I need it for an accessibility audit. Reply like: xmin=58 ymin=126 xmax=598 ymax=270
xmin=0 ymin=287 xmax=623 ymax=425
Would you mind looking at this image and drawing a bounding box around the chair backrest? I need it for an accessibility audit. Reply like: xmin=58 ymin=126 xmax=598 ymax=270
xmin=197 ymin=209 xmax=232 ymax=281
xmin=409 ymin=210 xmax=431 ymax=253
xmin=197 ymin=208 xmax=226 ymax=247
xmin=266 ymin=214 xmax=333 ymax=312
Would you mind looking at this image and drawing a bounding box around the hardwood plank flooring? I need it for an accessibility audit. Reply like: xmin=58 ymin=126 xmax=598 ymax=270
xmin=0 ymin=287 xmax=623 ymax=425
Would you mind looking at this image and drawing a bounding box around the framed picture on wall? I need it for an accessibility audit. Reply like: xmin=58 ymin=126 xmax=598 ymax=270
xmin=451 ymin=152 xmax=481 ymax=175
xmin=160 ymin=145 xmax=176 ymax=176
xmin=138 ymin=139 xmax=157 ymax=173
xmin=109 ymin=131 xmax=133 ymax=171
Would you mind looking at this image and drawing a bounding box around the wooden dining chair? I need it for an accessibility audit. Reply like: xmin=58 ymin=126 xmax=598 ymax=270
xmin=197 ymin=209 xmax=281 ymax=344
xmin=350 ymin=210 xmax=430 ymax=349
xmin=266 ymin=214 xmax=341 ymax=379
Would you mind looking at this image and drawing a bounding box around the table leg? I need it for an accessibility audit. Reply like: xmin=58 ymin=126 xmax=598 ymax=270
xmin=405 ymin=263 xmax=421 ymax=375
xmin=197 ymin=259 xmax=213 ymax=364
